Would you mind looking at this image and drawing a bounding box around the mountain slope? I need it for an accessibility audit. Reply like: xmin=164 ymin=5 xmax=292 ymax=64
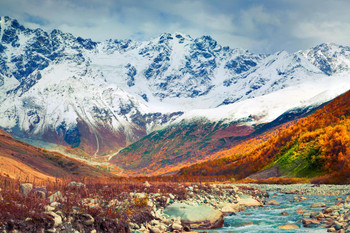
xmin=111 ymin=75 xmax=350 ymax=175
xmin=0 ymin=129 xmax=110 ymax=181
xmin=178 ymin=88 xmax=350 ymax=183
xmin=1 ymin=16 xmax=350 ymax=161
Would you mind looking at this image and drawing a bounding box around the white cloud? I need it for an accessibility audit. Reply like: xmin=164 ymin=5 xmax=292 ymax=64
xmin=294 ymin=21 xmax=350 ymax=45
xmin=240 ymin=6 xmax=280 ymax=33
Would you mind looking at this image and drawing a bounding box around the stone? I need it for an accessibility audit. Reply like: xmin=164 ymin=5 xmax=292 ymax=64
xmin=327 ymin=227 xmax=336 ymax=232
xmin=45 ymin=205 xmax=55 ymax=211
xmin=333 ymin=221 xmax=343 ymax=230
xmin=49 ymin=191 xmax=63 ymax=203
xmin=82 ymin=198 xmax=100 ymax=209
xmin=278 ymin=224 xmax=299 ymax=229
xmin=45 ymin=211 xmax=62 ymax=227
xmin=280 ymin=211 xmax=290 ymax=216
xmin=265 ymin=199 xmax=280 ymax=205
xmin=163 ymin=203 xmax=224 ymax=229
xmin=19 ymin=183 xmax=33 ymax=196
xmin=302 ymin=212 xmax=311 ymax=217
xmin=144 ymin=181 xmax=151 ymax=188
xmin=302 ymin=218 xmax=320 ymax=226
xmin=68 ymin=181 xmax=85 ymax=188
xmin=50 ymin=202 xmax=60 ymax=208
xmin=134 ymin=193 xmax=147 ymax=199
xmin=46 ymin=228 xmax=56 ymax=233
xmin=219 ymin=203 xmax=245 ymax=214
xmin=310 ymin=202 xmax=326 ymax=208
xmin=324 ymin=208 xmax=333 ymax=214
xmin=31 ymin=187 xmax=48 ymax=199
xmin=230 ymin=221 xmax=254 ymax=228
xmin=129 ymin=222 xmax=140 ymax=229
xmin=236 ymin=195 xmax=262 ymax=207
xmin=78 ymin=213 xmax=94 ymax=225
xmin=150 ymin=219 xmax=161 ymax=226
xmin=172 ymin=223 xmax=183 ymax=231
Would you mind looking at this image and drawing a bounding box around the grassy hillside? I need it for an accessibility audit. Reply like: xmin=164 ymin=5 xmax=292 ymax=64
xmin=178 ymin=89 xmax=350 ymax=184
xmin=0 ymin=129 xmax=111 ymax=181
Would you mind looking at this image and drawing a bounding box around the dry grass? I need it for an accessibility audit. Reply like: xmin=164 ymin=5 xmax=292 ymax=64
xmin=0 ymin=175 xmax=190 ymax=231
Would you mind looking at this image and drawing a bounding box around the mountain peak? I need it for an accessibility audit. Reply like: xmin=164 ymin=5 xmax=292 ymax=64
xmin=0 ymin=16 xmax=25 ymax=32
xmin=301 ymin=42 xmax=350 ymax=75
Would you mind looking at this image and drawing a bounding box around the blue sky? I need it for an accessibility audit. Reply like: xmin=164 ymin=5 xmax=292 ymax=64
xmin=1 ymin=0 xmax=349 ymax=53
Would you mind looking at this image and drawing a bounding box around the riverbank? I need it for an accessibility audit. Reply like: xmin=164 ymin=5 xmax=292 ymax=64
xmin=1 ymin=181 xmax=350 ymax=232
xmin=243 ymin=183 xmax=350 ymax=196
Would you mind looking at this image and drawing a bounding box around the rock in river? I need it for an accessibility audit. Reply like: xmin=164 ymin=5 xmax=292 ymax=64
xmin=163 ymin=203 xmax=224 ymax=229
xmin=278 ymin=224 xmax=299 ymax=229
xmin=236 ymin=195 xmax=262 ymax=207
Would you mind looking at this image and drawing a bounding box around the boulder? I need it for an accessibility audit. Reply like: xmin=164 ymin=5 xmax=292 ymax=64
xmin=310 ymin=202 xmax=326 ymax=208
xmin=31 ymin=187 xmax=48 ymax=199
xmin=45 ymin=211 xmax=62 ymax=227
xmin=236 ymin=195 xmax=262 ymax=207
xmin=45 ymin=205 xmax=55 ymax=211
xmin=302 ymin=218 xmax=320 ymax=226
xmin=171 ymin=223 xmax=183 ymax=231
xmin=265 ymin=199 xmax=280 ymax=205
xmin=68 ymin=181 xmax=85 ymax=188
xmin=19 ymin=183 xmax=33 ymax=196
xmin=278 ymin=224 xmax=299 ymax=229
xmin=77 ymin=213 xmax=94 ymax=226
xmin=49 ymin=191 xmax=63 ymax=203
xmin=218 ymin=203 xmax=245 ymax=214
xmin=163 ymin=203 xmax=224 ymax=229
xmin=144 ymin=181 xmax=151 ymax=188
xmin=324 ymin=208 xmax=333 ymax=214
xmin=280 ymin=211 xmax=290 ymax=216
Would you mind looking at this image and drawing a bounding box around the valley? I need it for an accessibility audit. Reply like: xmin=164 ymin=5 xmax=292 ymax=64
xmin=1 ymin=12 xmax=350 ymax=233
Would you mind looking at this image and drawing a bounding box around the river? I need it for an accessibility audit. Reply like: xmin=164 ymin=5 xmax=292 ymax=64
xmin=208 ymin=191 xmax=346 ymax=232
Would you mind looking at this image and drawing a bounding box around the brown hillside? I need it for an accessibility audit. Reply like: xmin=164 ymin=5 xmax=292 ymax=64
xmin=0 ymin=129 xmax=111 ymax=182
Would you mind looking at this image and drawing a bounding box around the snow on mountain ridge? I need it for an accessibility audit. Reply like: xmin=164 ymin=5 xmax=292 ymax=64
xmin=0 ymin=16 xmax=350 ymax=156
xmin=300 ymin=43 xmax=350 ymax=75
xmin=176 ymin=73 xmax=350 ymax=126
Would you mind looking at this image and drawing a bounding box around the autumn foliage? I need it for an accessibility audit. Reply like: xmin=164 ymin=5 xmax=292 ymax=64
xmin=178 ymin=89 xmax=350 ymax=183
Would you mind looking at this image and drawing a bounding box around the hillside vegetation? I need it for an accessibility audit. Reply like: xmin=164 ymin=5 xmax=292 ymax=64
xmin=0 ymin=129 xmax=110 ymax=181
xmin=178 ymin=89 xmax=350 ymax=184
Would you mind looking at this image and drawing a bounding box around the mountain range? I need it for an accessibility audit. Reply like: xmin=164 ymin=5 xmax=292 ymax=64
xmin=1 ymin=16 xmax=350 ymax=176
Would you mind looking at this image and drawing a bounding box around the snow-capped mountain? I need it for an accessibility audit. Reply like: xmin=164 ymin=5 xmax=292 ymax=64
xmin=300 ymin=43 xmax=350 ymax=75
xmin=0 ymin=16 xmax=350 ymax=156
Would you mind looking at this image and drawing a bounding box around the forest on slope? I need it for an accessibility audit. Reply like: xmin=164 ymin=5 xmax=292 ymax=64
xmin=178 ymin=89 xmax=350 ymax=184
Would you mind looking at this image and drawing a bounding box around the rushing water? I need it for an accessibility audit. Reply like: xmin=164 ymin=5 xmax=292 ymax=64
xmin=208 ymin=192 xmax=345 ymax=233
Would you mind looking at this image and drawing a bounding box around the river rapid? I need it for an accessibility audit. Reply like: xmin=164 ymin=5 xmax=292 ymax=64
xmin=209 ymin=184 xmax=350 ymax=233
